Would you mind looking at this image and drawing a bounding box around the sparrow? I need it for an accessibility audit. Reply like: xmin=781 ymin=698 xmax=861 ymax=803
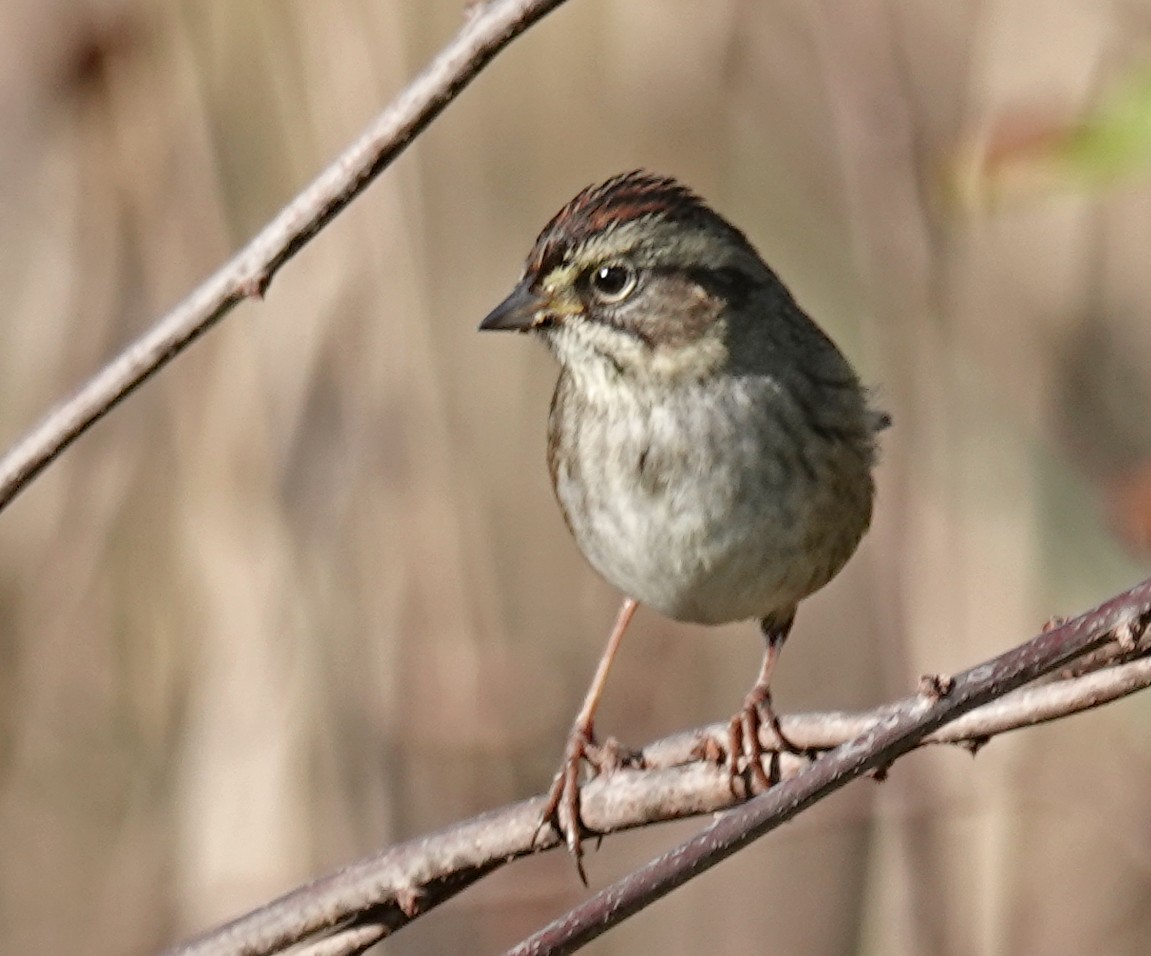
xmin=480 ymin=170 xmax=886 ymax=875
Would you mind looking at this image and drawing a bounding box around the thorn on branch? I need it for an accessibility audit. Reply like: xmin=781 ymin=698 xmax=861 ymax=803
xmin=465 ymin=0 xmax=491 ymax=21
xmin=238 ymin=273 xmax=271 ymax=300
xmin=962 ymin=735 xmax=990 ymax=756
xmin=593 ymin=736 xmax=643 ymax=773
xmin=918 ymin=673 xmax=955 ymax=700
xmin=396 ymin=884 xmax=423 ymax=918
xmin=691 ymin=733 xmax=726 ymax=765
xmin=1112 ymin=613 xmax=1145 ymax=652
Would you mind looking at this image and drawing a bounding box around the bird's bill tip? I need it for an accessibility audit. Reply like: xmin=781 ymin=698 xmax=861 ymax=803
xmin=478 ymin=282 xmax=547 ymax=332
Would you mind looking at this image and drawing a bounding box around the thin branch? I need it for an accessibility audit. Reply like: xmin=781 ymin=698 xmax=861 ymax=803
xmin=162 ymin=577 xmax=1151 ymax=956
xmin=0 ymin=0 xmax=571 ymax=513
xmin=504 ymin=578 xmax=1151 ymax=956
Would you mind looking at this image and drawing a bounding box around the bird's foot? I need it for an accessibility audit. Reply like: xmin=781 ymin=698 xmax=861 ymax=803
xmin=725 ymin=686 xmax=800 ymax=795
xmin=536 ymin=722 xmax=635 ymax=883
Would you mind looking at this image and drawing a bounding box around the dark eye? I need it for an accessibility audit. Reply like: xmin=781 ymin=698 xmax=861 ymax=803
xmin=588 ymin=264 xmax=636 ymax=303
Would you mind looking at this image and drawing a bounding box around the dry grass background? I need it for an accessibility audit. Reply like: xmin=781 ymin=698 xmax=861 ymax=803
xmin=2 ymin=1 xmax=1151 ymax=953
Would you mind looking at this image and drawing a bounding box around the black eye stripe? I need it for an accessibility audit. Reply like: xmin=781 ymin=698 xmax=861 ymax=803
xmin=575 ymin=262 xmax=755 ymax=311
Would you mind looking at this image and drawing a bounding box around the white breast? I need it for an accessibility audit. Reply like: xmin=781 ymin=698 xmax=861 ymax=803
xmin=551 ymin=375 xmax=869 ymax=625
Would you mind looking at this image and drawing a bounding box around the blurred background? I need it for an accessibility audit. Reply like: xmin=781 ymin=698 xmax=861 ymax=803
xmin=2 ymin=0 xmax=1151 ymax=953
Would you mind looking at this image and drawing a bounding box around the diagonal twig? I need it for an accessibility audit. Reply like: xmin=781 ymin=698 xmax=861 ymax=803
xmin=0 ymin=0 xmax=571 ymax=513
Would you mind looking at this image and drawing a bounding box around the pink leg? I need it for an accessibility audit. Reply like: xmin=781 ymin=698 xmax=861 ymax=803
xmin=539 ymin=597 xmax=638 ymax=881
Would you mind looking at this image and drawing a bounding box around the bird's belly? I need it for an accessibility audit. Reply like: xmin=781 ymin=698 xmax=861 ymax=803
xmin=574 ymin=485 xmax=801 ymax=624
xmin=553 ymin=395 xmax=868 ymax=625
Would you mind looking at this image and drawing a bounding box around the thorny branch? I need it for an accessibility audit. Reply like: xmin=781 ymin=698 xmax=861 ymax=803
xmin=164 ymin=576 xmax=1151 ymax=956
xmin=0 ymin=0 xmax=571 ymax=513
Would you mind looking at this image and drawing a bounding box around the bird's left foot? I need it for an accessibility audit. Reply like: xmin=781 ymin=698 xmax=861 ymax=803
xmin=725 ymin=686 xmax=799 ymax=795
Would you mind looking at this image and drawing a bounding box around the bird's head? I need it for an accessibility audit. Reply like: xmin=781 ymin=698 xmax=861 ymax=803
xmin=480 ymin=171 xmax=776 ymax=386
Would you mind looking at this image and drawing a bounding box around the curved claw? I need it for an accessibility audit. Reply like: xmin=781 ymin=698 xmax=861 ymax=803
xmin=536 ymin=724 xmax=596 ymax=884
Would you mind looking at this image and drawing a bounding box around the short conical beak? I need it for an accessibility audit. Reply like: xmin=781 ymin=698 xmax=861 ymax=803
xmin=479 ymin=281 xmax=546 ymax=332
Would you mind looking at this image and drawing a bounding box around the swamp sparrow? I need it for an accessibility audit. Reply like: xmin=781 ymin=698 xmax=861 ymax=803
xmin=480 ymin=171 xmax=886 ymax=874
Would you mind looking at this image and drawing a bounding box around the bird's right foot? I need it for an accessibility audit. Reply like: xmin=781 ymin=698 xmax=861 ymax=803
xmin=537 ymin=723 xmax=633 ymax=884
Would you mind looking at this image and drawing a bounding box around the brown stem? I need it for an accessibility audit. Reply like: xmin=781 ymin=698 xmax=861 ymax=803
xmin=0 ymin=0 xmax=571 ymax=512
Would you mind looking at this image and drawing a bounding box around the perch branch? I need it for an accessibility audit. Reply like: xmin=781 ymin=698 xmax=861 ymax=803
xmin=163 ymin=576 xmax=1151 ymax=956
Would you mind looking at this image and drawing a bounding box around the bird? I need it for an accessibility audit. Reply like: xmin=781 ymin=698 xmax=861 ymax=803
xmin=479 ymin=170 xmax=886 ymax=875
